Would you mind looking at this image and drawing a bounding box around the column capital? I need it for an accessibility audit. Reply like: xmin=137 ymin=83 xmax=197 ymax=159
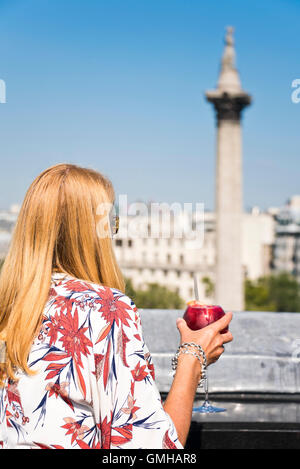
xmin=206 ymin=91 xmax=251 ymax=122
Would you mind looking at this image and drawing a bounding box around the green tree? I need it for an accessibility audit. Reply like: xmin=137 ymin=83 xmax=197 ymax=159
xmin=202 ymin=276 xmax=214 ymax=297
xmin=125 ymin=277 xmax=138 ymax=303
xmin=125 ymin=278 xmax=184 ymax=309
xmin=245 ymin=272 xmax=300 ymax=312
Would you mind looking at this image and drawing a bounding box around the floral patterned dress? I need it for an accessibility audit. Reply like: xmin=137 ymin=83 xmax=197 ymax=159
xmin=0 ymin=272 xmax=182 ymax=449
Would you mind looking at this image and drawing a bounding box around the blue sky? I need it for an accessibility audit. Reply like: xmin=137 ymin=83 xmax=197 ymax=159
xmin=0 ymin=0 xmax=299 ymax=210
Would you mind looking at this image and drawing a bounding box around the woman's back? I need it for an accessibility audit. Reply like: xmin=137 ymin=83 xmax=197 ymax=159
xmin=0 ymin=272 xmax=181 ymax=449
xmin=0 ymin=163 xmax=233 ymax=449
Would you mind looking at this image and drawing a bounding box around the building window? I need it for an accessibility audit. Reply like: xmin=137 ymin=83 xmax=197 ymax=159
xmin=128 ymin=240 xmax=133 ymax=247
xmin=180 ymin=255 xmax=184 ymax=265
xmin=167 ymin=254 xmax=171 ymax=264
xmin=116 ymin=239 xmax=122 ymax=247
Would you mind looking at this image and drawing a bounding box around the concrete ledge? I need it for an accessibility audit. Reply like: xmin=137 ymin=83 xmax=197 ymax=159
xmin=139 ymin=310 xmax=300 ymax=394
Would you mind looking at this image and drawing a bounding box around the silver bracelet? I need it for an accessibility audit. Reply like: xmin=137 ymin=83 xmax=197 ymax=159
xmin=171 ymin=342 xmax=207 ymax=387
xmin=179 ymin=343 xmax=207 ymax=364
xmin=175 ymin=342 xmax=207 ymax=370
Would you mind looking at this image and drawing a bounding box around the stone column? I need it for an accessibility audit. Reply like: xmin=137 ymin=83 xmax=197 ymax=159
xmin=206 ymin=27 xmax=251 ymax=311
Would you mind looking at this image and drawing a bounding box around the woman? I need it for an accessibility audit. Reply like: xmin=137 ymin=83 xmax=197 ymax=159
xmin=0 ymin=163 xmax=233 ymax=449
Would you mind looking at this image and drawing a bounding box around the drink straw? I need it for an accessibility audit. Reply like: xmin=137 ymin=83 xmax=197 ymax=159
xmin=193 ymin=273 xmax=199 ymax=301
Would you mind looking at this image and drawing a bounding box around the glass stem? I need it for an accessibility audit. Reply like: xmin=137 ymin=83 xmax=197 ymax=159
xmin=204 ymin=373 xmax=209 ymax=403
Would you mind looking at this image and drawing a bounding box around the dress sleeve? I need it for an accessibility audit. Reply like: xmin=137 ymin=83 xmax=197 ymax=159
xmin=90 ymin=291 xmax=183 ymax=449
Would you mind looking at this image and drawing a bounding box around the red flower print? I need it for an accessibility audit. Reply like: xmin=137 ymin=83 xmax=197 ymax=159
xmin=95 ymin=289 xmax=132 ymax=328
xmin=7 ymin=380 xmax=24 ymax=414
xmin=163 ymin=430 xmax=178 ymax=449
xmin=64 ymin=279 xmax=92 ymax=293
xmin=44 ymin=361 xmax=67 ymax=380
xmin=53 ymin=295 xmax=75 ymax=316
xmin=47 ymin=311 xmax=61 ymax=346
xmin=131 ymin=362 xmax=148 ymax=382
xmin=99 ymin=414 xmax=112 ymax=449
xmin=111 ymin=424 xmax=133 ymax=446
xmin=102 ymin=340 xmax=111 ymax=390
xmin=62 ymin=417 xmax=89 ymax=445
xmin=121 ymin=394 xmax=140 ymax=421
xmin=116 ymin=326 xmax=130 ymax=367
xmin=58 ymin=307 xmax=93 ymax=367
xmin=76 ymin=439 xmax=101 ymax=449
xmin=1 ymin=275 xmax=182 ymax=450
xmin=45 ymin=381 xmax=69 ymax=398
xmin=48 ymin=287 xmax=57 ymax=298
xmin=95 ymin=322 xmax=112 ymax=343
xmin=45 ymin=381 xmax=74 ymax=411
xmin=93 ymin=353 xmax=105 ymax=381
xmin=144 ymin=352 xmax=155 ymax=381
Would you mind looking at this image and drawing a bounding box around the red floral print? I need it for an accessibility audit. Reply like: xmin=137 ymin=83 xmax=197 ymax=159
xmin=0 ymin=272 xmax=182 ymax=449
xmin=131 ymin=362 xmax=148 ymax=382
xmin=100 ymin=415 xmax=112 ymax=449
xmin=163 ymin=430 xmax=178 ymax=449
xmin=62 ymin=417 xmax=89 ymax=444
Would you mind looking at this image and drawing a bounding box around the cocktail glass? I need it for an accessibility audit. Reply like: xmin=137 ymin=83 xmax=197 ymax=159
xmin=183 ymin=298 xmax=228 ymax=413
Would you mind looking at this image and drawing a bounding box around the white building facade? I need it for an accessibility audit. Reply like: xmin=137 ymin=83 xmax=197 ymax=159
xmin=273 ymin=196 xmax=300 ymax=282
xmin=114 ymin=208 xmax=275 ymax=304
xmin=0 ymin=203 xmax=276 ymax=306
xmin=0 ymin=207 xmax=19 ymax=259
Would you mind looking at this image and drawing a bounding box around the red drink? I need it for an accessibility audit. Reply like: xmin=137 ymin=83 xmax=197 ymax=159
xmin=183 ymin=301 xmax=228 ymax=334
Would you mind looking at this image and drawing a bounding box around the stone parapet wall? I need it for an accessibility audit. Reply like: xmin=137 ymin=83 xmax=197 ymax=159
xmin=140 ymin=310 xmax=300 ymax=394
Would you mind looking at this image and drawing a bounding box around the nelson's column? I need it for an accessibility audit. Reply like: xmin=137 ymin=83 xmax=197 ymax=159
xmin=205 ymin=26 xmax=251 ymax=311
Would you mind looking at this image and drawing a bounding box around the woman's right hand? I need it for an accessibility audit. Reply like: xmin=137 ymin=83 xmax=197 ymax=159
xmin=176 ymin=312 xmax=233 ymax=366
xmin=163 ymin=313 xmax=233 ymax=446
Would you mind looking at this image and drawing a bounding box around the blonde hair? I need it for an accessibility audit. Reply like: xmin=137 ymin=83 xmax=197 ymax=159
xmin=0 ymin=163 xmax=124 ymax=385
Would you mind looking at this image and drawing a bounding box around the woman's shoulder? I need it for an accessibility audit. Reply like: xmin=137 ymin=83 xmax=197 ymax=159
xmin=50 ymin=272 xmax=137 ymax=312
xmin=49 ymin=273 xmax=141 ymax=338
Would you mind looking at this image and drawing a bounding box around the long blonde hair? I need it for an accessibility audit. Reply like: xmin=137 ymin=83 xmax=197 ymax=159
xmin=0 ymin=163 xmax=124 ymax=385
